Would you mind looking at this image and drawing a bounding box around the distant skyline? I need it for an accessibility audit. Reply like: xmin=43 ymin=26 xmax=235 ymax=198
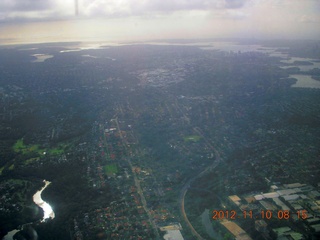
xmin=0 ymin=0 xmax=319 ymax=45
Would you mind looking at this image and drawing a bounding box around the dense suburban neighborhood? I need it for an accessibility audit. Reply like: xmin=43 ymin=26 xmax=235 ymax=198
xmin=0 ymin=40 xmax=320 ymax=239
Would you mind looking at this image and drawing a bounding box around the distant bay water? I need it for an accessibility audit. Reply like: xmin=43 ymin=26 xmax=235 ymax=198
xmin=22 ymin=40 xmax=320 ymax=89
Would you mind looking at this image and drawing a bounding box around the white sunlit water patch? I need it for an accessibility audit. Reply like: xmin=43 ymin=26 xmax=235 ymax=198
xmin=33 ymin=180 xmax=55 ymax=221
xmin=31 ymin=54 xmax=54 ymax=62
xmin=291 ymin=75 xmax=320 ymax=89
xmin=3 ymin=180 xmax=55 ymax=240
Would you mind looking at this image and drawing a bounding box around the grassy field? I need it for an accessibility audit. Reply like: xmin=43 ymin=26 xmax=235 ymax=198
xmin=48 ymin=148 xmax=64 ymax=155
xmin=7 ymin=139 xmax=69 ymax=172
xmin=13 ymin=139 xmax=45 ymax=155
xmin=13 ymin=139 xmax=66 ymax=156
xmin=104 ymin=164 xmax=118 ymax=176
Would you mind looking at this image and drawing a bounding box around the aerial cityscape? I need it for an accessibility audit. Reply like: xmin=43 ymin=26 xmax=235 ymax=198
xmin=0 ymin=39 xmax=319 ymax=240
xmin=0 ymin=0 xmax=320 ymax=240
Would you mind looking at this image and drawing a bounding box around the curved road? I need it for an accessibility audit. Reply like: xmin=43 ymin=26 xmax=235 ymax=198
xmin=180 ymin=148 xmax=221 ymax=240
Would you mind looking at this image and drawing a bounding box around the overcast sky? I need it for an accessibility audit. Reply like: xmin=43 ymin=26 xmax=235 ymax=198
xmin=0 ymin=0 xmax=319 ymax=44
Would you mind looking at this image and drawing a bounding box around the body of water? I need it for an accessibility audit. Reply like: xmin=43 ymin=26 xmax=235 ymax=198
xmin=32 ymin=54 xmax=53 ymax=62
xmin=33 ymin=180 xmax=55 ymax=221
xmin=280 ymin=57 xmax=320 ymax=71
xmin=201 ymin=209 xmax=222 ymax=240
xmin=2 ymin=180 xmax=54 ymax=240
xmin=291 ymin=75 xmax=320 ymax=89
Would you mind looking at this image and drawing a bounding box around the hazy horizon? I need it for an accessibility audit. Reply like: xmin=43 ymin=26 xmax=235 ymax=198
xmin=0 ymin=0 xmax=319 ymax=45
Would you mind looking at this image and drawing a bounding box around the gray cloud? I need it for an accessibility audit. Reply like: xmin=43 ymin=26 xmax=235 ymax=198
xmin=0 ymin=0 xmax=249 ymax=23
xmin=299 ymin=15 xmax=320 ymax=23
xmin=0 ymin=0 xmax=319 ymax=42
xmin=128 ymin=0 xmax=248 ymax=14
xmin=224 ymin=0 xmax=247 ymax=9
xmin=0 ymin=0 xmax=72 ymax=23
xmin=0 ymin=0 xmax=54 ymax=12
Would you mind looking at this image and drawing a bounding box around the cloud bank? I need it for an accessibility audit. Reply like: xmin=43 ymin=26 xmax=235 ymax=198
xmin=0 ymin=0 xmax=319 ymax=42
xmin=0 ymin=0 xmax=250 ymax=21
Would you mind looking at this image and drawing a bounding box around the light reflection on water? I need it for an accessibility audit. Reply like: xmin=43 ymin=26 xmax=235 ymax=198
xmin=2 ymin=230 xmax=19 ymax=240
xmin=31 ymin=54 xmax=53 ymax=62
xmin=280 ymin=57 xmax=320 ymax=71
xmin=33 ymin=180 xmax=55 ymax=221
xmin=291 ymin=75 xmax=320 ymax=89
xmin=2 ymin=180 xmax=54 ymax=240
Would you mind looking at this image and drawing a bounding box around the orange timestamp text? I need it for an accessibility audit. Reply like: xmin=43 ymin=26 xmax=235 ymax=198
xmin=212 ymin=209 xmax=308 ymax=220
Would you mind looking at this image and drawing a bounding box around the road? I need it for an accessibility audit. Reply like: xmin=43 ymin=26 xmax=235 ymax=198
xmin=113 ymin=118 xmax=160 ymax=239
xmin=114 ymin=116 xmax=221 ymax=240
xmin=179 ymin=160 xmax=220 ymax=240
xmin=180 ymin=127 xmax=221 ymax=240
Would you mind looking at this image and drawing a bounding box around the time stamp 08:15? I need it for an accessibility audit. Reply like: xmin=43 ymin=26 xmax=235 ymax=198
xmin=212 ymin=209 xmax=308 ymax=220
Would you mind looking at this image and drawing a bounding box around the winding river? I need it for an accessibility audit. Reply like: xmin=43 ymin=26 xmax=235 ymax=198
xmin=2 ymin=180 xmax=54 ymax=240
xmin=33 ymin=180 xmax=55 ymax=221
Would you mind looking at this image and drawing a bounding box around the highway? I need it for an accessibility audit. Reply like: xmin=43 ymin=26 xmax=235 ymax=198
xmin=179 ymin=127 xmax=221 ymax=240
xmin=114 ymin=116 xmax=221 ymax=240
xmin=179 ymin=160 xmax=220 ymax=239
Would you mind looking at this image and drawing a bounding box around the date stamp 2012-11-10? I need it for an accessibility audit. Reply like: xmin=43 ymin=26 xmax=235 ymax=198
xmin=212 ymin=209 xmax=308 ymax=220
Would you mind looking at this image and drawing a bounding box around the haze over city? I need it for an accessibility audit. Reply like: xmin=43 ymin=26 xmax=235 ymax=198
xmin=1 ymin=1 xmax=320 ymax=240
xmin=0 ymin=0 xmax=319 ymax=44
